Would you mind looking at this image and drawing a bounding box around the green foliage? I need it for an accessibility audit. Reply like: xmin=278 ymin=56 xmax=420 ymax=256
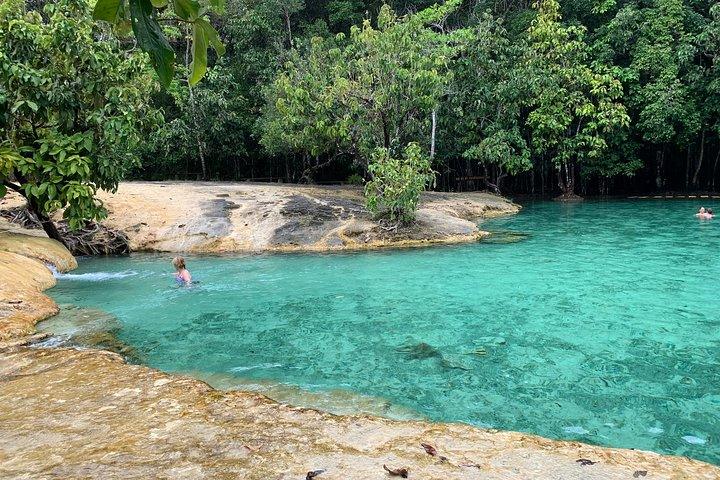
xmin=525 ymin=0 xmax=630 ymax=194
xmin=260 ymin=2 xmax=458 ymax=215
xmin=262 ymin=2 xmax=459 ymax=160
xmin=365 ymin=143 xmax=434 ymax=222
xmin=135 ymin=0 xmax=720 ymax=195
xmin=94 ymin=0 xmax=225 ymax=86
xmin=0 ymin=0 xmax=160 ymax=230
xmin=346 ymin=173 xmax=364 ymax=186
xmin=449 ymin=15 xmax=533 ymax=187
xmin=128 ymin=0 xmax=176 ymax=87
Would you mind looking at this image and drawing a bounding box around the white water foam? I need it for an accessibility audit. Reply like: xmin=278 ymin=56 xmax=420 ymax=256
xmin=49 ymin=265 xmax=138 ymax=281
xmin=229 ymin=363 xmax=283 ymax=373
xmin=563 ymin=426 xmax=590 ymax=435
xmin=682 ymin=435 xmax=707 ymax=445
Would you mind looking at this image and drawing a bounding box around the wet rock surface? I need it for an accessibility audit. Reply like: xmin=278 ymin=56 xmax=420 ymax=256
xmin=35 ymin=306 xmax=141 ymax=362
xmin=0 ymin=220 xmax=76 ymax=340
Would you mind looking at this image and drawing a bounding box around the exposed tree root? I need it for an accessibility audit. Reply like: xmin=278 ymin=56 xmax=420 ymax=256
xmin=0 ymin=207 xmax=130 ymax=256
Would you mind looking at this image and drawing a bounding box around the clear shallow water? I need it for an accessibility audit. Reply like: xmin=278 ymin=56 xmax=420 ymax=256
xmin=46 ymin=200 xmax=720 ymax=464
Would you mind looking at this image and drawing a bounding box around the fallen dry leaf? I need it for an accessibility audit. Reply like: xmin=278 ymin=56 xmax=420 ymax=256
xmin=420 ymin=443 xmax=448 ymax=462
xmin=576 ymin=458 xmax=598 ymax=466
xmin=306 ymin=469 xmax=325 ymax=480
xmin=383 ymin=464 xmax=409 ymax=478
xmin=633 ymin=471 xmax=648 ymax=478
xmin=421 ymin=443 xmax=438 ymax=456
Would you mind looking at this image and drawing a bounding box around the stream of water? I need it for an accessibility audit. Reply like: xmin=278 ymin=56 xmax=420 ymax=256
xmin=44 ymin=199 xmax=720 ymax=464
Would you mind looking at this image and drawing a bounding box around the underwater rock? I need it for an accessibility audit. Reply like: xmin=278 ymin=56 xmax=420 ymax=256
xmin=1 ymin=347 xmax=719 ymax=479
xmin=439 ymin=354 xmax=472 ymax=371
xmin=396 ymin=342 xmax=442 ymax=360
xmin=36 ymin=306 xmax=141 ymax=363
xmin=397 ymin=342 xmax=472 ymax=371
xmin=481 ymin=230 xmax=529 ymax=244
xmin=190 ymin=371 xmax=423 ymax=420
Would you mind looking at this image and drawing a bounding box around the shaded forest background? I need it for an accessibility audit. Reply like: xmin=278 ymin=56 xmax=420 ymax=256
xmin=132 ymin=0 xmax=720 ymax=196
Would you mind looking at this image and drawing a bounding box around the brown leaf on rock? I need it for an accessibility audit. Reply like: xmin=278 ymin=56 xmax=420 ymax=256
xmin=633 ymin=471 xmax=648 ymax=478
xmin=576 ymin=458 xmax=598 ymax=466
xmin=383 ymin=464 xmax=409 ymax=478
xmin=420 ymin=443 xmax=448 ymax=462
xmin=306 ymin=469 xmax=325 ymax=479
xmin=421 ymin=443 xmax=438 ymax=456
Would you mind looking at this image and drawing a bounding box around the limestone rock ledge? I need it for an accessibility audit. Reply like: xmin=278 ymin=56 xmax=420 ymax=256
xmin=94 ymin=182 xmax=519 ymax=252
xmin=0 ymin=220 xmax=76 ymax=340
xmin=0 ymin=346 xmax=717 ymax=480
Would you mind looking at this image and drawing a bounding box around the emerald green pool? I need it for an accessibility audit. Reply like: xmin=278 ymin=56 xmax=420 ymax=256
xmin=45 ymin=200 xmax=720 ymax=464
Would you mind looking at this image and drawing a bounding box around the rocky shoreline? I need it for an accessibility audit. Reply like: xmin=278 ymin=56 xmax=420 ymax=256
xmin=1 ymin=185 xmax=719 ymax=478
xmin=93 ymin=182 xmax=520 ymax=253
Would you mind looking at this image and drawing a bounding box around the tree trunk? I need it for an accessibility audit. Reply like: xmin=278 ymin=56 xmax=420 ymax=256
xmin=380 ymin=114 xmax=390 ymax=151
xmin=430 ymin=108 xmax=437 ymax=160
xmin=26 ymin=199 xmax=68 ymax=248
xmin=556 ymin=161 xmax=577 ymax=198
xmin=655 ymin=149 xmax=664 ymax=191
xmin=530 ymin=165 xmax=535 ymax=195
xmin=185 ymin=27 xmax=207 ymax=180
xmin=685 ymin=145 xmax=690 ymax=190
xmin=283 ymin=8 xmax=293 ymax=47
xmin=711 ymin=147 xmax=720 ymax=191
xmin=692 ymin=130 xmax=706 ymax=188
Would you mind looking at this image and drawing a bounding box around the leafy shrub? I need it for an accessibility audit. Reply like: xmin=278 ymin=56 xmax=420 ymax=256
xmin=346 ymin=173 xmax=364 ymax=186
xmin=364 ymin=143 xmax=435 ymax=224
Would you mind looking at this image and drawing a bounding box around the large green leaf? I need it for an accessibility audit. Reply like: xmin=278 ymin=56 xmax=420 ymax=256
xmin=129 ymin=0 xmax=175 ymax=87
xmin=93 ymin=0 xmax=123 ymax=21
xmin=196 ymin=18 xmax=225 ymax=56
xmin=172 ymin=0 xmax=200 ymax=21
xmin=188 ymin=19 xmax=226 ymax=85
xmin=189 ymin=21 xmax=209 ymax=86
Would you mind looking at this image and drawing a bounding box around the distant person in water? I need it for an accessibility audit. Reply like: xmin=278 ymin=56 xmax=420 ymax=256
xmin=695 ymin=206 xmax=714 ymax=219
xmin=172 ymin=256 xmax=192 ymax=285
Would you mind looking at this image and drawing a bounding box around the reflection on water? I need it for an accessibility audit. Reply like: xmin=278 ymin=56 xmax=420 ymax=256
xmin=44 ymin=200 xmax=720 ymax=464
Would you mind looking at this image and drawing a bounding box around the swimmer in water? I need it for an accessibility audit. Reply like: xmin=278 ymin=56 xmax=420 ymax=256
xmin=695 ymin=206 xmax=707 ymax=217
xmin=172 ymin=256 xmax=192 ymax=285
xmin=706 ymin=208 xmax=714 ymax=219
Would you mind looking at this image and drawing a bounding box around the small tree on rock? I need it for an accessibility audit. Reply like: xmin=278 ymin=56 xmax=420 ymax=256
xmin=365 ymin=143 xmax=435 ymax=225
xmin=0 ymin=0 xmax=160 ymax=244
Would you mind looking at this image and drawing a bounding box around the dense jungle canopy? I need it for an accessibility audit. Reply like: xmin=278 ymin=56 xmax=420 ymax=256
xmin=1 ymin=0 xmax=720 ymax=233
xmin=136 ymin=0 xmax=720 ymax=197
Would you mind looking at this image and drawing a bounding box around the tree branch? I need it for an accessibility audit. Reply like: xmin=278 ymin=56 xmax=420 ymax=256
xmin=3 ymin=180 xmax=23 ymax=193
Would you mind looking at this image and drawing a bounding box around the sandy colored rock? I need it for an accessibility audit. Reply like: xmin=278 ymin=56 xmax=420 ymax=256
xmin=1 ymin=346 xmax=718 ymax=480
xmin=94 ymin=182 xmax=519 ymax=253
xmin=0 ymin=225 xmax=75 ymax=341
xmin=0 ymin=251 xmax=58 ymax=341
xmin=0 ymin=228 xmax=77 ymax=272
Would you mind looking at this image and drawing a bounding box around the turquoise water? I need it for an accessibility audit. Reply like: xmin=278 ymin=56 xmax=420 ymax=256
xmin=46 ymin=200 xmax=720 ymax=464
